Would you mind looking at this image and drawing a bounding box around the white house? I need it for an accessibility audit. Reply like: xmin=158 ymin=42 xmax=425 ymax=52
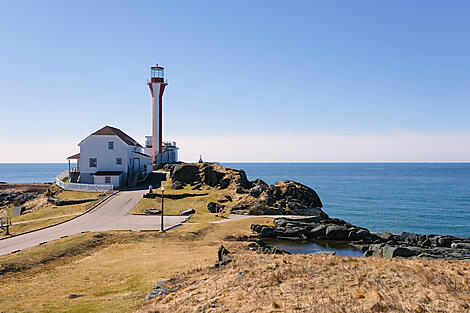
xmin=67 ymin=126 xmax=153 ymax=188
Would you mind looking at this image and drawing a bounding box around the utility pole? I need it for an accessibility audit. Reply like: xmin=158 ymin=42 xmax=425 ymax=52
xmin=160 ymin=186 xmax=165 ymax=232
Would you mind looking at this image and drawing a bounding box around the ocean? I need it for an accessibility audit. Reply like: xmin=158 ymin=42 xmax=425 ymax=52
xmin=1 ymin=163 xmax=469 ymax=237
xmin=224 ymin=163 xmax=470 ymax=237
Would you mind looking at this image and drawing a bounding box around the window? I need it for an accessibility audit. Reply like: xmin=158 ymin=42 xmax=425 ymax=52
xmin=89 ymin=158 xmax=97 ymax=168
xmin=116 ymin=158 xmax=122 ymax=165
xmin=108 ymin=141 xmax=114 ymax=150
xmin=105 ymin=177 xmax=111 ymax=184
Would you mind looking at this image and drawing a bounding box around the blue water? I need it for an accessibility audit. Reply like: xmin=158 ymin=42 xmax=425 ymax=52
xmin=0 ymin=163 xmax=68 ymax=184
xmin=224 ymin=163 xmax=470 ymax=237
xmin=1 ymin=163 xmax=469 ymax=237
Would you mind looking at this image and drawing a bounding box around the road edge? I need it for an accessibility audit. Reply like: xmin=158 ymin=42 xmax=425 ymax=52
xmin=0 ymin=191 xmax=120 ymax=241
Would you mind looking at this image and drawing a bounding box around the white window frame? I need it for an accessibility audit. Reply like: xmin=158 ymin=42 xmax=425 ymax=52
xmin=105 ymin=176 xmax=111 ymax=184
xmin=108 ymin=141 xmax=114 ymax=150
xmin=116 ymin=158 xmax=122 ymax=165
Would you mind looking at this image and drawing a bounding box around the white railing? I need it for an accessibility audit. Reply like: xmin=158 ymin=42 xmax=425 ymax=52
xmin=55 ymin=177 xmax=113 ymax=192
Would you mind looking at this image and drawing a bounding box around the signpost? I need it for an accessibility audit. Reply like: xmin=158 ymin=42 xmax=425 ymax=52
xmin=0 ymin=217 xmax=12 ymax=236
xmin=160 ymin=186 xmax=165 ymax=232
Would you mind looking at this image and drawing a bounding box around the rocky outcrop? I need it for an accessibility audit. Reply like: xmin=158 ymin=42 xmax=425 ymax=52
xmin=231 ymin=180 xmax=324 ymax=216
xmin=0 ymin=191 xmax=40 ymax=207
xmin=251 ymin=217 xmax=470 ymax=260
xmin=165 ymin=163 xmax=251 ymax=190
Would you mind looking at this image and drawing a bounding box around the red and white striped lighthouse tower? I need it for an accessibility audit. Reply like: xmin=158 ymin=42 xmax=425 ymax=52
xmin=148 ymin=65 xmax=167 ymax=161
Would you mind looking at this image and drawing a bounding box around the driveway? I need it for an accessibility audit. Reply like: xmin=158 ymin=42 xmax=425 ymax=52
xmin=0 ymin=189 xmax=187 ymax=256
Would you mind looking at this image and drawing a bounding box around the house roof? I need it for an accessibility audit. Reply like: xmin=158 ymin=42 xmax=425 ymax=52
xmin=67 ymin=153 xmax=80 ymax=160
xmin=93 ymin=171 xmax=123 ymax=176
xmin=132 ymin=151 xmax=152 ymax=158
xmin=89 ymin=126 xmax=143 ymax=148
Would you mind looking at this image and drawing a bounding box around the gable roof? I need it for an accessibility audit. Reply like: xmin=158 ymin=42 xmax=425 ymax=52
xmin=87 ymin=126 xmax=142 ymax=148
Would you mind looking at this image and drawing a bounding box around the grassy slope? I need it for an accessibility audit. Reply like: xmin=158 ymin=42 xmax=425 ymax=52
xmin=0 ymin=217 xmax=272 ymax=313
xmin=2 ymin=189 xmax=107 ymax=236
xmin=136 ymin=247 xmax=470 ymax=313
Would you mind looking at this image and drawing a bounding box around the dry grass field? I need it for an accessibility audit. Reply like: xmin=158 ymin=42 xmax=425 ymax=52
xmin=1 ymin=181 xmax=469 ymax=313
xmin=136 ymin=246 xmax=470 ymax=313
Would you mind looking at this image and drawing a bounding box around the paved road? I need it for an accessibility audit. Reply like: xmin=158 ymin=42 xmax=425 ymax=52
xmin=0 ymin=189 xmax=187 ymax=256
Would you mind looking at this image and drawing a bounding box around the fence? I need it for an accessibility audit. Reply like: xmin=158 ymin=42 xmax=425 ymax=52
xmin=55 ymin=177 xmax=114 ymax=192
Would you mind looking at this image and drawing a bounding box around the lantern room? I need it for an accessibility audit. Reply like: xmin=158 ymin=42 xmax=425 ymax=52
xmin=151 ymin=65 xmax=164 ymax=83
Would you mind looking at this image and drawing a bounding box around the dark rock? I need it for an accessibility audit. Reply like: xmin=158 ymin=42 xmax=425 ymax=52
xmin=216 ymin=245 xmax=232 ymax=267
xmin=145 ymin=280 xmax=180 ymax=300
xmin=309 ymin=225 xmax=327 ymax=238
xmin=249 ymin=185 xmax=265 ymax=198
xmin=325 ymin=225 xmax=349 ymax=240
xmin=170 ymin=180 xmax=184 ymax=190
xmin=68 ymin=294 xmax=84 ymax=299
xmin=208 ymin=202 xmax=224 ymax=213
xmin=382 ymin=246 xmax=421 ymax=258
xmin=171 ymin=164 xmax=200 ymax=184
xmin=219 ymin=178 xmax=230 ymax=189
xmin=180 ymin=208 xmax=195 ymax=215
xmin=224 ymin=195 xmax=232 ymax=202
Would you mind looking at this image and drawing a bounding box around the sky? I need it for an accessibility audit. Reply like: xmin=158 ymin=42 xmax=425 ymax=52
xmin=0 ymin=0 xmax=469 ymax=162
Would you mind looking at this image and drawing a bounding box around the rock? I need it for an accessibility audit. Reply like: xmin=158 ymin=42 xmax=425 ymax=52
xmin=309 ymin=225 xmax=327 ymax=238
xmin=180 ymin=208 xmax=195 ymax=215
xmin=378 ymin=232 xmax=395 ymax=241
xmin=382 ymin=246 xmax=421 ymax=258
xmin=325 ymin=225 xmax=349 ymax=240
xmin=68 ymin=294 xmax=84 ymax=299
xmin=451 ymin=242 xmax=470 ymax=250
xmin=144 ymin=208 xmax=161 ymax=215
xmin=11 ymin=206 xmax=25 ymax=216
xmin=207 ymin=202 xmax=224 ymax=213
xmin=224 ymin=195 xmax=232 ymax=202
xmin=216 ymin=245 xmax=232 ymax=267
xmin=249 ymin=185 xmax=265 ymax=198
xmin=237 ymin=270 xmax=248 ymax=278
xmin=145 ymin=280 xmax=180 ymax=300
xmin=171 ymin=164 xmax=200 ymax=184
xmin=170 ymin=180 xmax=184 ymax=190
xmin=232 ymin=180 xmax=324 ymax=216
xmin=312 ymin=251 xmax=336 ymax=256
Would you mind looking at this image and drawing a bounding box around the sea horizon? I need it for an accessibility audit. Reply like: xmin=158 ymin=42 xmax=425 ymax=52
xmin=1 ymin=162 xmax=469 ymax=237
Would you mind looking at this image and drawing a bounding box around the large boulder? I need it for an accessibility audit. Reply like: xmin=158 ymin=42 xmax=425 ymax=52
xmin=232 ymin=180 xmax=324 ymax=216
xmin=171 ymin=164 xmax=200 ymax=184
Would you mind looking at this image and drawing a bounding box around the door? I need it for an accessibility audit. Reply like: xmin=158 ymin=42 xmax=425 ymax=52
xmin=133 ymin=158 xmax=140 ymax=172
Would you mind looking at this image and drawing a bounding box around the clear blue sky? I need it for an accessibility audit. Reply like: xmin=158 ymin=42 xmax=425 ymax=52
xmin=1 ymin=0 xmax=469 ymax=162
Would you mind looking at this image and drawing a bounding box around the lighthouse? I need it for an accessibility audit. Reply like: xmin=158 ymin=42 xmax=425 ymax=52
xmin=146 ymin=64 xmax=178 ymax=166
xmin=148 ymin=65 xmax=167 ymax=160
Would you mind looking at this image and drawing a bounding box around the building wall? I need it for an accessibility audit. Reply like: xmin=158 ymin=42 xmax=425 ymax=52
xmin=79 ymin=135 xmax=130 ymax=178
xmin=93 ymin=174 xmax=121 ymax=188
